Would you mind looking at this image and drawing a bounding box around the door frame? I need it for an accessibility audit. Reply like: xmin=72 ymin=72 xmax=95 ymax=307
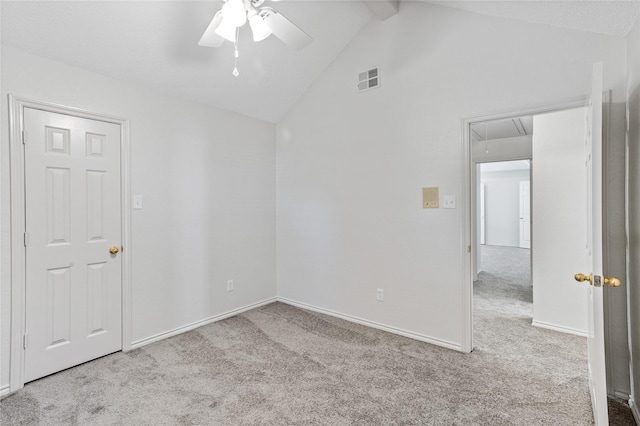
xmin=8 ymin=95 xmax=132 ymax=392
xmin=461 ymin=97 xmax=587 ymax=353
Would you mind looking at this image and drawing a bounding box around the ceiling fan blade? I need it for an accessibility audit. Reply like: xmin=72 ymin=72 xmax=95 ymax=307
xmin=261 ymin=7 xmax=312 ymax=51
xmin=198 ymin=11 xmax=225 ymax=47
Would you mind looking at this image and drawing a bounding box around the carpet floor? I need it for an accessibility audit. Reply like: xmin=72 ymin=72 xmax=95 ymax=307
xmin=0 ymin=245 xmax=625 ymax=425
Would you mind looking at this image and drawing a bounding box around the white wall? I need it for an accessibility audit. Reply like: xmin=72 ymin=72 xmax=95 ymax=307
xmin=480 ymin=168 xmax=529 ymax=248
xmin=531 ymin=108 xmax=588 ymax=334
xmin=0 ymin=47 xmax=277 ymax=389
xmin=626 ymin=14 xmax=640 ymax=420
xmin=276 ymin=2 xmax=626 ymax=349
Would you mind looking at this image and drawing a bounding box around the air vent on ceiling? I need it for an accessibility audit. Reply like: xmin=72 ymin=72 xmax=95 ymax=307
xmin=357 ymin=67 xmax=380 ymax=93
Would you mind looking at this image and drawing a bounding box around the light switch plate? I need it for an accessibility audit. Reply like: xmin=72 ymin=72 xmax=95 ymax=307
xmin=133 ymin=195 xmax=143 ymax=210
xmin=443 ymin=195 xmax=456 ymax=209
xmin=422 ymin=187 xmax=439 ymax=208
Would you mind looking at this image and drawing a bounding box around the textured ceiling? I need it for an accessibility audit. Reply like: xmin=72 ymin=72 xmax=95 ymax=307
xmin=2 ymin=1 xmax=639 ymax=123
xmin=429 ymin=0 xmax=640 ymax=37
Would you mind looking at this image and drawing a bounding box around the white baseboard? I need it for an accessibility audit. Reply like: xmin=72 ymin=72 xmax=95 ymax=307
xmin=613 ymin=390 xmax=630 ymax=401
xmin=130 ymin=297 xmax=277 ymax=350
xmin=0 ymin=384 xmax=10 ymax=399
xmin=630 ymin=397 xmax=639 ymax=425
xmin=277 ymin=297 xmax=462 ymax=352
xmin=531 ymin=320 xmax=587 ymax=337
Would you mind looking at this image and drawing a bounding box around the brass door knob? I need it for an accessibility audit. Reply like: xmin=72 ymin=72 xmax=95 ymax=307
xmin=604 ymin=277 xmax=621 ymax=287
xmin=574 ymin=273 xmax=621 ymax=287
xmin=574 ymin=273 xmax=592 ymax=284
xmin=109 ymin=246 xmax=120 ymax=255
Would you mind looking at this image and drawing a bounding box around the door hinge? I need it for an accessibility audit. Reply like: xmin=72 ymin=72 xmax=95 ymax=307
xmin=467 ymin=245 xmax=471 ymax=253
xmin=627 ymin=111 xmax=630 ymax=133
xmin=23 ymin=232 xmax=29 ymax=247
xmin=23 ymin=334 xmax=28 ymax=350
xmin=22 ymin=130 xmax=26 ymax=145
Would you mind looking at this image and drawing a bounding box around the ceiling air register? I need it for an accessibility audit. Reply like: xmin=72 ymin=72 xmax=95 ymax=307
xmin=358 ymin=67 xmax=380 ymax=92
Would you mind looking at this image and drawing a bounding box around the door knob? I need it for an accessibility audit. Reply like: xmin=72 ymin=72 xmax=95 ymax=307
xmin=574 ymin=273 xmax=592 ymax=284
xmin=604 ymin=277 xmax=621 ymax=287
xmin=109 ymin=246 xmax=120 ymax=255
xmin=574 ymin=273 xmax=621 ymax=287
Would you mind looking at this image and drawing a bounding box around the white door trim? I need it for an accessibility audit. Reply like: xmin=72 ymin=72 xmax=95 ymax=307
xmin=461 ymin=96 xmax=587 ymax=353
xmin=8 ymin=95 xmax=132 ymax=393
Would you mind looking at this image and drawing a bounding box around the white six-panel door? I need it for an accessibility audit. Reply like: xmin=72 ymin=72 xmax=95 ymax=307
xmin=584 ymin=62 xmax=608 ymax=426
xmin=24 ymin=107 xmax=122 ymax=383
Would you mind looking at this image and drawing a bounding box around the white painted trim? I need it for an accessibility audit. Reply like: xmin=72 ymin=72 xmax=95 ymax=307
xmin=0 ymin=385 xmax=10 ymax=399
xmin=7 ymin=95 xmax=132 ymax=392
xmin=130 ymin=298 xmax=277 ymax=350
xmin=461 ymin=119 xmax=473 ymax=353
xmin=120 ymin=119 xmax=133 ymax=352
xmin=461 ymin=97 xmax=588 ymax=358
xmin=278 ymin=297 xmax=463 ymax=352
xmin=531 ymin=320 xmax=588 ymax=337
xmin=8 ymin=95 xmax=26 ymax=393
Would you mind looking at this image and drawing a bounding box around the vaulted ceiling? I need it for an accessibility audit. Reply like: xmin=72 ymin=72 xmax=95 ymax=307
xmin=2 ymin=1 xmax=639 ymax=123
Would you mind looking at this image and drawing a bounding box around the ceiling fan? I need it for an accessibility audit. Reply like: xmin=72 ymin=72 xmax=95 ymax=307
xmin=199 ymin=0 xmax=312 ymax=75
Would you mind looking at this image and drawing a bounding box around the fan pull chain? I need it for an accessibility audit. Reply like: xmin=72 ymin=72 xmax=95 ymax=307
xmin=232 ymin=27 xmax=240 ymax=77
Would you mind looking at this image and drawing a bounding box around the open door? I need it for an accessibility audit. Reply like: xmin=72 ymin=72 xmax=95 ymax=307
xmin=574 ymin=62 xmax=621 ymax=425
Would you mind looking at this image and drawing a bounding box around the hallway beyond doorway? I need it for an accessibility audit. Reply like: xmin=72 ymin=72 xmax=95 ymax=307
xmin=473 ymin=244 xmax=635 ymax=424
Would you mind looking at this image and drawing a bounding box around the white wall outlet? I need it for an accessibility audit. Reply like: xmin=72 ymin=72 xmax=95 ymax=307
xmin=227 ymin=280 xmax=234 ymax=292
xmin=376 ymin=288 xmax=384 ymax=302
xmin=133 ymin=194 xmax=143 ymax=210
xmin=443 ymin=195 xmax=456 ymax=209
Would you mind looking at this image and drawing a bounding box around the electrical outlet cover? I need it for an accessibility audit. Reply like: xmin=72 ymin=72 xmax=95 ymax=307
xmin=443 ymin=195 xmax=456 ymax=209
xmin=133 ymin=194 xmax=143 ymax=210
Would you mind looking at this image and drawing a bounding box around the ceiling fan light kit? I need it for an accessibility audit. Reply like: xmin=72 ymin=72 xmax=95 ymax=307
xmin=248 ymin=9 xmax=272 ymax=42
xmin=222 ymin=0 xmax=247 ymax=27
xmin=214 ymin=11 xmax=238 ymax=42
xmin=199 ymin=0 xmax=312 ymax=76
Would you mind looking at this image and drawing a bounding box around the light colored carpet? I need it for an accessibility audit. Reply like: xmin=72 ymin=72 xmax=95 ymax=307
xmin=1 ymin=245 xmax=599 ymax=425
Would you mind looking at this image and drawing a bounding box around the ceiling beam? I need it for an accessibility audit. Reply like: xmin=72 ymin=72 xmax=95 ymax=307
xmin=365 ymin=0 xmax=399 ymax=20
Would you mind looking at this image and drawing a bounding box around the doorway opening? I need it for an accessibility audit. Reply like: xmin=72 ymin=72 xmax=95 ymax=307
xmin=466 ymin=108 xmax=596 ymax=419
xmin=475 ymin=159 xmax=532 ymax=338
xmin=470 ymin=117 xmax=534 ymax=351
xmin=465 ymin=105 xmax=591 ymax=354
